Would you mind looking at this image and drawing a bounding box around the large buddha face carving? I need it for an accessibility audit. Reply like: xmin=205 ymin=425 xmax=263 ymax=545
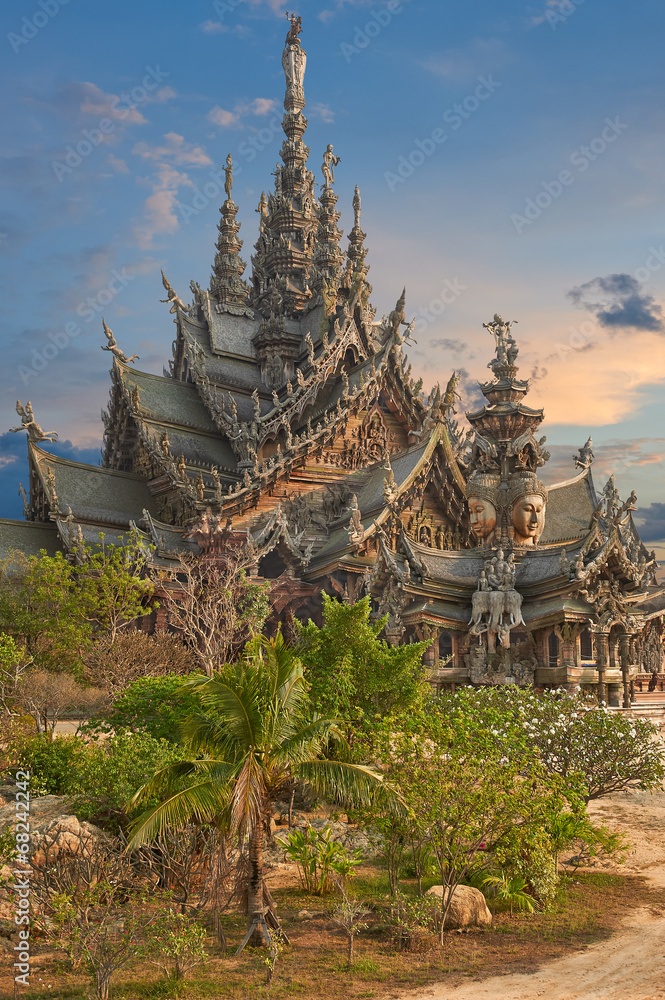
xmin=512 ymin=493 xmax=546 ymax=545
xmin=467 ymin=497 xmax=497 ymax=544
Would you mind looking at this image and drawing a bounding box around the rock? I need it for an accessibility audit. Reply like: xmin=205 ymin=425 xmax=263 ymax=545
xmin=295 ymin=909 xmax=325 ymax=921
xmin=0 ymin=794 xmax=107 ymax=867
xmin=426 ymin=884 xmax=492 ymax=930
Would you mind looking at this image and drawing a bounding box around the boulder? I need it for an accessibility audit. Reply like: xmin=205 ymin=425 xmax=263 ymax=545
xmin=426 ymin=884 xmax=492 ymax=930
xmin=0 ymin=794 xmax=107 ymax=867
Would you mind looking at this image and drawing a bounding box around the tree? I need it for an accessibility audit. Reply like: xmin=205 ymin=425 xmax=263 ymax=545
xmin=435 ymin=687 xmax=665 ymax=802
xmin=361 ymin=706 xmax=580 ymax=939
xmin=0 ymin=632 xmax=30 ymax=715
xmin=160 ymin=553 xmax=271 ymax=676
xmin=296 ymin=594 xmax=428 ymax=731
xmin=13 ymin=669 xmax=107 ymax=738
xmin=83 ymin=631 xmax=197 ymax=696
xmin=0 ymin=549 xmax=92 ymax=675
xmin=77 ymin=529 xmax=157 ymax=643
xmin=127 ymin=633 xmax=383 ymax=944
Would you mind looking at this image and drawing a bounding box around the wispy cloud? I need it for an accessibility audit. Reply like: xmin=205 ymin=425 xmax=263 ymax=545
xmin=208 ymin=97 xmax=277 ymax=129
xmin=421 ymin=38 xmax=510 ymax=82
xmin=132 ymin=132 xmax=212 ymax=167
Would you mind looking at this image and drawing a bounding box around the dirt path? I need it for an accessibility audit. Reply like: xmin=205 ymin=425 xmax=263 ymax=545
xmin=401 ymin=789 xmax=665 ymax=1000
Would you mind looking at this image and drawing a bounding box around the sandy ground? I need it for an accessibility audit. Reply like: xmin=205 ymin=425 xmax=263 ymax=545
xmin=399 ymin=789 xmax=665 ymax=1000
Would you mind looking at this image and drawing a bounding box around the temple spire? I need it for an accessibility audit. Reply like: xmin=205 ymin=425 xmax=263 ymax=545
xmin=210 ymin=154 xmax=251 ymax=316
xmin=249 ymin=15 xmax=319 ymax=317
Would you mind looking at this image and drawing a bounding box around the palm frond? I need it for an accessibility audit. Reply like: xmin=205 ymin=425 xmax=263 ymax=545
xmin=295 ymin=759 xmax=384 ymax=810
xmin=127 ymin=779 xmax=231 ymax=848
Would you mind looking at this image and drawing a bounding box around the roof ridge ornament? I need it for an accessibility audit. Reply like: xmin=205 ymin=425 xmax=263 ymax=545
xmin=101 ymin=318 xmax=139 ymax=364
xmin=10 ymin=400 xmax=58 ymax=444
xmin=482 ymin=313 xmax=519 ymax=375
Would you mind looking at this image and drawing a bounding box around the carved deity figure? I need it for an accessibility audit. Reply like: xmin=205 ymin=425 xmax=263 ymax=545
xmin=468 ymin=497 xmax=497 ymax=545
xmin=10 ymin=400 xmax=58 ymax=444
xmin=282 ymin=14 xmax=306 ymax=101
xmin=482 ymin=313 xmax=519 ymax=373
xmin=101 ymin=318 xmax=139 ymax=364
xmin=512 ymin=493 xmax=546 ymax=546
xmin=321 ymin=144 xmax=340 ymax=189
xmin=352 ymin=184 xmax=361 ymax=228
xmin=223 ymin=153 xmax=233 ymax=201
xmin=574 ymin=435 xmax=594 ymax=470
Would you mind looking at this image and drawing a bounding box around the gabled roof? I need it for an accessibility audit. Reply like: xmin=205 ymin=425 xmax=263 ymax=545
xmin=30 ymin=443 xmax=159 ymax=528
xmin=539 ymin=466 xmax=596 ymax=544
xmin=0 ymin=518 xmax=62 ymax=559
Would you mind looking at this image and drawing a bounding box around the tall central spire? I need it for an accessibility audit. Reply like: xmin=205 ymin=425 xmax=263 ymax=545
xmin=249 ymin=15 xmax=319 ymax=317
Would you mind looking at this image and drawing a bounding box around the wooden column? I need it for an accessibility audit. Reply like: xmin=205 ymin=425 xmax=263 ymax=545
xmin=620 ymin=632 xmax=631 ymax=709
xmin=594 ymin=630 xmax=609 ymax=704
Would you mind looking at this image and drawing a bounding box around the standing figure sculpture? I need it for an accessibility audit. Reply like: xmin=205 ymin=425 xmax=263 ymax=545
xmin=321 ymin=145 xmax=341 ymax=189
xmin=223 ymin=153 xmax=233 ymax=202
xmin=10 ymin=400 xmax=58 ymax=443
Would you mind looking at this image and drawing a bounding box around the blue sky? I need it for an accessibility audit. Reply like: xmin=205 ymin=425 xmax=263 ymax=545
xmin=1 ymin=0 xmax=664 ymax=557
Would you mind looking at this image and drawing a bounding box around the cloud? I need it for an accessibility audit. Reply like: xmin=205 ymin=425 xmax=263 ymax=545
xmin=107 ymin=154 xmax=129 ymax=174
xmin=430 ymin=338 xmax=467 ymax=352
xmin=208 ymin=106 xmax=239 ymax=128
xmin=132 ymin=132 xmax=212 ymax=167
xmin=422 ymin=38 xmax=510 ymax=82
xmin=76 ymin=81 xmax=147 ymax=125
xmin=133 ymin=164 xmax=194 ymax=249
xmin=567 ymin=274 xmax=664 ymax=333
xmin=634 ymin=502 xmax=665 ymax=543
xmin=0 ymin=432 xmax=102 ymax=521
xmin=542 ymin=438 xmax=665 ymax=487
xmin=208 ymin=98 xmax=277 ymax=129
xmin=308 ymin=103 xmax=336 ymax=124
xmin=200 ymin=19 xmax=225 ymax=33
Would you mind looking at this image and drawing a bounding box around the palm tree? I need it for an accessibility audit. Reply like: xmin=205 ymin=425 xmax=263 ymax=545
xmin=127 ymin=632 xmax=383 ymax=943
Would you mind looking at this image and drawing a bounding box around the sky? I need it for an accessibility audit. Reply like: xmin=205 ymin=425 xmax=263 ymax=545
xmin=0 ymin=0 xmax=664 ymax=561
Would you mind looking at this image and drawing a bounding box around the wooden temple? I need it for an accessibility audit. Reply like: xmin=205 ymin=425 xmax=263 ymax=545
xmin=2 ymin=16 xmax=664 ymax=701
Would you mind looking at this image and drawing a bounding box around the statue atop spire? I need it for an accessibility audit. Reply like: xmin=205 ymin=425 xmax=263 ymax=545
xmin=282 ymin=11 xmax=306 ymax=112
xmin=223 ymin=153 xmax=233 ymax=202
xmin=482 ymin=314 xmax=519 ymax=374
xmin=321 ymin=144 xmax=340 ymax=189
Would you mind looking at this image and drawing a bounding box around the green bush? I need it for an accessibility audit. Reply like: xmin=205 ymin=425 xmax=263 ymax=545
xmin=70 ymin=730 xmax=187 ymax=830
xmin=9 ymin=734 xmax=85 ymax=795
xmin=284 ymin=824 xmax=362 ymax=895
xmin=83 ymin=675 xmax=202 ymax=742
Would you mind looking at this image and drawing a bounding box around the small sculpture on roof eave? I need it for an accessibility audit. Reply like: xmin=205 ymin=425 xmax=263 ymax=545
xmin=160 ymin=271 xmax=187 ymax=315
xmin=10 ymin=400 xmax=58 ymax=443
xmin=574 ymin=435 xmax=594 ymax=470
xmin=101 ymin=319 xmax=139 ymax=364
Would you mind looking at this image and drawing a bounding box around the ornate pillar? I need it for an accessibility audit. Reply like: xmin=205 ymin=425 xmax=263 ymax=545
xmin=555 ymin=622 xmax=584 ymax=674
xmin=620 ymin=632 xmax=631 ymax=709
xmin=593 ymin=629 xmax=610 ymax=705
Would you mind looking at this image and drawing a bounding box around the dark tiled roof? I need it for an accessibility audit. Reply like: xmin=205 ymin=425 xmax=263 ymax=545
xmin=0 ymin=519 xmax=62 ymax=559
xmin=32 ymin=447 xmax=159 ymax=527
xmin=539 ymin=469 xmax=595 ymax=544
xmin=119 ymin=364 xmax=219 ymax=434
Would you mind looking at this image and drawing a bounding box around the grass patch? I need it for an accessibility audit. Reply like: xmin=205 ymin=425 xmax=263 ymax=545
xmin=3 ymin=870 xmax=658 ymax=1000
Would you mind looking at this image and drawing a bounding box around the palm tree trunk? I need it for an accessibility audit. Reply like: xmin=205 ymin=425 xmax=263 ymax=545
xmin=247 ymin=818 xmax=266 ymax=945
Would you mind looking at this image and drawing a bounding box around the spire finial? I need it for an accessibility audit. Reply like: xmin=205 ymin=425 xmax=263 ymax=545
xmin=223 ymin=153 xmax=233 ymax=202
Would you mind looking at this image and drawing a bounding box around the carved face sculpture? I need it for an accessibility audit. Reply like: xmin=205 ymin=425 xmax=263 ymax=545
xmin=467 ymin=497 xmax=497 ymax=543
xmin=512 ymin=493 xmax=546 ymax=545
